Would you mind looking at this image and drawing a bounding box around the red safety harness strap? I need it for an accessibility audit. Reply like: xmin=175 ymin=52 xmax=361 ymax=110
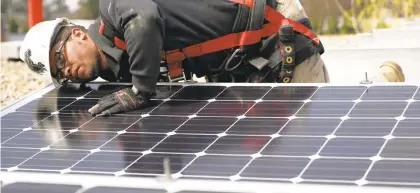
xmin=263 ymin=4 xmax=320 ymax=44
xmin=99 ymin=20 xmax=128 ymax=51
xmin=162 ymin=0 xmax=320 ymax=63
xmin=99 ymin=0 xmax=320 ymax=80
xmin=162 ymin=29 xmax=265 ymax=63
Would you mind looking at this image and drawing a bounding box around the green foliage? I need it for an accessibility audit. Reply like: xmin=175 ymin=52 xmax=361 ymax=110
xmin=44 ymin=0 xmax=72 ymax=20
xmin=391 ymin=0 xmax=418 ymax=18
xmin=339 ymin=16 xmax=356 ymax=34
xmin=337 ymin=0 xmax=419 ymax=34
xmin=306 ymin=0 xmax=420 ymax=35
xmin=8 ymin=17 xmax=19 ymax=33
xmin=73 ymin=0 xmax=100 ymax=19
xmin=325 ymin=16 xmax=339 ymax=34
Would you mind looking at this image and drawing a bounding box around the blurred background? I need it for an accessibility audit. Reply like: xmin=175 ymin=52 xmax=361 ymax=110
xmin=1 ymin=0 xmax=420 ymax=108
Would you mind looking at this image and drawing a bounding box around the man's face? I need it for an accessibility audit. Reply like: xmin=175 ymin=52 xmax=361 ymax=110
xmin=49 ymin=28 xmax=101 ymax=83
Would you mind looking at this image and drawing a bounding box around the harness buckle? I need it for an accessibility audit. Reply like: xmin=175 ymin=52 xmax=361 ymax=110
xmin=159 ymin=60 xmax=188 ymax=83
xmin=167 ymin=61 xmax=188 ymax=82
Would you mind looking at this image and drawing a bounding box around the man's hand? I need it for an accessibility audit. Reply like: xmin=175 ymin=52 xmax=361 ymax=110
xmin=88 ymin=87 xmax=150 ymax=116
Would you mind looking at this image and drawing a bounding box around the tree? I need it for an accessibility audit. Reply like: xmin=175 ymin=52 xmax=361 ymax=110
xmin=332 ymin=0 xmax=420 ymax=34
xmin=391 ymin=0 xmax=419 ymax=19
xmin=71 ymin=0 xmax=100 ymax=19
xmin=44 ymin=0 xmax=72 ymax=20
xmin=8 ymin=17 xmax=19 ymax=33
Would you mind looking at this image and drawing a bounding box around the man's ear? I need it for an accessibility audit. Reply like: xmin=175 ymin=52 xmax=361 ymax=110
xmin=71 ymin=28 xmax=87 ymax=40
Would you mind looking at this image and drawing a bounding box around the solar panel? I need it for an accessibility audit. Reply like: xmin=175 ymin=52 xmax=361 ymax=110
xmin=1 ymin=82 xmax=420 ymax=193
xmin=1 ymin=182 xmax=82 ymax=193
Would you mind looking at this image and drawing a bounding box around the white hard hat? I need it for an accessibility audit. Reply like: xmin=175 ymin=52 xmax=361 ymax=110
xmin=19 ymin=17 xmax=72 ymax=87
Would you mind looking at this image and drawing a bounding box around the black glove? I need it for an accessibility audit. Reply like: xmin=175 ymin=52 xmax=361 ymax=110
xmin=88 ymin=87 xmax=150 ymax=116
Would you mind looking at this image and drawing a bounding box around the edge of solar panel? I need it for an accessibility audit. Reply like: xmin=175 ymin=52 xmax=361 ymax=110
xmin=2 ymin=82 xmax=420 ymax=193
xmin=1 ymin=83 xmax=56 ymax=117
xmin=2 ymin=81 xmax=419 ymax=116
xmin=1 ymin=171 xmax=418 ymax=193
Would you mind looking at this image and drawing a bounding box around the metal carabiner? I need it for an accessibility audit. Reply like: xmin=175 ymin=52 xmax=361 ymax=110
xmin=224 ymin=48 xmax=247 ymax=72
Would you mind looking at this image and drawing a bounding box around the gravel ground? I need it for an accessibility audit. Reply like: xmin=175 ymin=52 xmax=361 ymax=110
xmin=1 ymin=58 xmax=51 ymax=108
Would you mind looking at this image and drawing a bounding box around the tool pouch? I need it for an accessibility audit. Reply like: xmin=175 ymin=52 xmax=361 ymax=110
xmin=245 ymin=17 xmax=325 ymax=83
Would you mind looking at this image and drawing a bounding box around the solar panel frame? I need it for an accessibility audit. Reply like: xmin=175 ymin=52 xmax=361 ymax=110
xmin=1 ymin=171 xmax=419 ymax=193
xmin=1 ymin=82 xmax=420 ymax=193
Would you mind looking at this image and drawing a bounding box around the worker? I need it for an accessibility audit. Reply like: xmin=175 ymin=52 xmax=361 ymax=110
xmin=19 ymin=0 xmax=405 ymax=116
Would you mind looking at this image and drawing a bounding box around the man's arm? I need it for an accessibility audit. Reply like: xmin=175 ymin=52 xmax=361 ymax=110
xmin=107 ymin=0 xmax=165 ymax=94
xmin=88 ymin=0 xmax=165 ymax=116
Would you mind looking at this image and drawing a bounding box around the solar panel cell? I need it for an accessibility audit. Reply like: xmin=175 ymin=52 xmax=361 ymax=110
xmin=227 ymin=118 xmax=287 ymax=135
xmin=216 ymin=86 xmax=270 ymax=100
xmin=197 ymin=101 xmax=255 ymax=117
xmin=311 ymin=86 xmax=366 ymax=100
xmin=171 ymin=85 xmax=227 ymax=100
xmin=77 ymin=115 xmax=142 ymax=132
xmin=241 ymin=157 xmax=310 ymax=179
xmin=83 ymin=85 xmax=131 ymax=99
xmin=246 ymin=101 xmax=303 ymax=117
xmin=15 ymin=98 xmax=76 ymax=113
xmin=1 ymin=148 xmax=40 ymax=169
xmin=381 ymin=138 xmax=420 ymax=158
xmin=393 ymin=120 xmax=420 ymax=137
xmin=367 ymin=160 xmax=420 ymax=184
xmin=48 ymin=132 xmax=111 ymax=150
xmin=302 ymin=159 xmax=372 ymax=181
xmin=103 ymin=133 xmax=167 ymax=152
xmin=2 ymin=130 xmax=62 ymax=149
xmin=261 ymin=137 xmax=326 ymax=156
xmin=361 ymin=86 xmax=418 ymax=100
xmin=1 ymin=112 xmax=49 ymax=129
xmin=31 ymin=114 xmax=87 ymax=131
xmin=18 ymin=149 xmax=89 ymax=171
xmin=404 ymin=101 xmax=420 ymax=118
xmin=71 ymin=151 xmax=141 ymax=174
xmin=124 ymin=153 xmax=195 ymax=176
xmin=59 ymin=99 xmax=99 ymax=114
xmin=126 ymin=116 xmax=189 ymax=133
xmin=42 ymin=85 xmax=92 ymax=98
xmin=335 ymin=119 xmax=396 ymax=137
xmin=279 ymin=119 xmax=340 ymax=136
xmin=153 ymin=135 xmax=217 ymax=153
xmin=182 ymin=155 xmax=251 ymax=177
xmin=1 ymin=129 xmax=24 ymax=143
xmin=262 ymin=86 xmax=317 ymax=100
xmin=150 ymin=101 xmax=208 ymax=116
xmin=296 ymin=102 xmax=354 ymax=117
xmin=414 ymin=89 xmax=420 ymax=100
xmin=320 ymin=138 xmax=385 ymax=157
xmin=176 ymin=117 xmax=236 ymax=134
xmin=206 ymin=136 xmax=270 ymax=155
xmin=350 ymin=102 xmax=408 ymax=118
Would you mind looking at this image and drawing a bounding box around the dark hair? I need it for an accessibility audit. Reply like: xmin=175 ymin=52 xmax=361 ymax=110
xmin=50 ymin=24 xmax=87 ymax=48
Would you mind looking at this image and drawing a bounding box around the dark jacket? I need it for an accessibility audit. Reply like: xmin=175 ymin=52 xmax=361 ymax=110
xmin=88 ymin=0 xmax=245 ymax=94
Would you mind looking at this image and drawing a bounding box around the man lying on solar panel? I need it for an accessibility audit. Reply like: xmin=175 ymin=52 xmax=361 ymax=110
xmin=18 ymin=0 xmax=405 ymax=116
